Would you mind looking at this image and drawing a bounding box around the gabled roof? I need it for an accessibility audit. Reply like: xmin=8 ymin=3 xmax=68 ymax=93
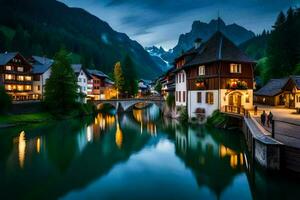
xmin=0 ymin=52 xmax=18 ymax=65
xmin=255 ymin=78 xmax=289 ymax=97
xmin=87 ymin=69 xmax=108 ymax=78
xmin=290 ymin=76 xmax=300 ymax=89
xmin=71 ymin=64 xmax=83 ymax=74
xmin=32 ymin=56 xmax=54 ymax=74
xmin=184 ymin=31 xmax=256 ymax=67
xmin=32 ymin=56 xmax=54 ymax=65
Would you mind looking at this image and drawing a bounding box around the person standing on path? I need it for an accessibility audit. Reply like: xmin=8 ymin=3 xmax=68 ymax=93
xmin=261 ymin=110 xmax=266 ymax=126
xmin=267 ymin=111 xmax=273 ymax=127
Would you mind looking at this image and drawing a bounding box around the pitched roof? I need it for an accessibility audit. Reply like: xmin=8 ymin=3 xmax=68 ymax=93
xmin=32 ymin=56 xmax=54 ymax=74
xmin=86 ymin=69 xmax=108 ymax=78
xmin=290 ymin=76 xmax=300 ymax=89
xmin=71 ymin=64 xmax=82 ymax=74
xmin=255 ymin=78 xmax=289 ymax=97
xmin=32 ymin=56 xmax=53 ymax=65
xmin=184 ymin=31 xmax=255 ymax=67
xmin=0 ymin=52 xmax=18 ymax=65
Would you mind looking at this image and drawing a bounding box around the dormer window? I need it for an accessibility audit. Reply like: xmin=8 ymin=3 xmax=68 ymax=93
xmin=198 ymin=65 xmax=205 ymax=76
xmin=230 ymin=64 xmax=242 ymax=73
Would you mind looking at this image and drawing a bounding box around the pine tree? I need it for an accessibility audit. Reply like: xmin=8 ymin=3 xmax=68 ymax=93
xmin=113 ymin=61 xmax=125 ymax=98
xmin=44 ymin=49 xmax=78 ymax=112
xmin=122 ymin=55 xmax=138 ymax=97
xmin=0 ymin=86 xmax=11 ymax=114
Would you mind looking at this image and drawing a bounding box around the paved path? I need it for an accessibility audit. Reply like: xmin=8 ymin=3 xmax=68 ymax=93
xmin=251 ymin=104 xmax=300 ymax=148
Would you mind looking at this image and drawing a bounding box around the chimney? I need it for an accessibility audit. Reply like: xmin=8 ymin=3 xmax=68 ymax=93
xmin=194 ymin=38 xmax=202 ymax=49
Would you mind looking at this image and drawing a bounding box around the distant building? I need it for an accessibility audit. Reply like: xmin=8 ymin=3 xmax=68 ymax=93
xmin=0 ymin=52 xmax=36 ymax=101
xmin=30 ymin=56 xmax=54 ymax=100
xmin=254 ymin=78 xmax=288 ymax=106
xmin=87 ymin=69 xmax=116 ymax=100
xmin=71 ymin=64 xmax=88 ymax=96
xmin=160 ymin=67 xmax=176 ymax=99
xmin=138 ymin=79 xmax=152 ymax=96
xmin=255 ymin=76 xmax=300 ymax=111
xmin=173 ymin=31 xmax=255 ymax=118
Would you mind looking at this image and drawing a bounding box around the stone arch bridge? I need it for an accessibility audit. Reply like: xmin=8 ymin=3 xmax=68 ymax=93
xmin=90 ymin=98 xmax=165 ymax=112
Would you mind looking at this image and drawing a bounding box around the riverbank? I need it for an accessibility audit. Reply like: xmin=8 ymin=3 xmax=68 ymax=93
xmin=0 ymin=103 xmax=97 ymax=128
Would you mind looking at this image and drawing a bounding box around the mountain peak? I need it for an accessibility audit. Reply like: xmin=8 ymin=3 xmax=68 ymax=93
xmin=209 ymin=17 xmax=226 ymax=27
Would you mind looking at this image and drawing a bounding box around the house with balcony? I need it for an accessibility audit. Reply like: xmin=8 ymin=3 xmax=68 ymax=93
xmin=160 ymin=67 xmax=176 ymax=99
xmin=0 ymin=52 xmax=36 ymax=101
xmin=30 ymin=56 xmax=54 ymax=100
xmin=174 ymin=31 xmax=255 ymax=118
xmin=86 ymin=69 xmax=115 ymax=100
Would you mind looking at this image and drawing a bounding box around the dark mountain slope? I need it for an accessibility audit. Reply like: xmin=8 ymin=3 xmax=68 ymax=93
xmin=0 ymin=0 xmax=161 ymax=79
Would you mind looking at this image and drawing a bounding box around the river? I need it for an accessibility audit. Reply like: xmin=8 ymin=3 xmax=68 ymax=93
xmin=0 ymin=104 xmax=299 ymax=200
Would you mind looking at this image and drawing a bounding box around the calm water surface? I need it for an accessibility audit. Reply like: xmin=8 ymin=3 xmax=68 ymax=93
xmin=0 ymin=105 xmax=299 ymax=200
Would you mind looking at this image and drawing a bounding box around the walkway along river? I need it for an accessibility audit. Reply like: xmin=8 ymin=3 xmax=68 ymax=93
xmin=0 ymin=104 xmax=299 ymax=200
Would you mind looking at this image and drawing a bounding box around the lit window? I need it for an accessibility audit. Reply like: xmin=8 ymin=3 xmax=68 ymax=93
xmin=5 ymin=65 xmax=12 ymax=70
xmin=17 ymin=85 xmax=24 ymax=91
xmin=25 ymin=76 xmax=32 ymax=81
xmin=25 ymin=85 xmax=32 ymax=90
xmin=5 ymin=74 xmax=13 ymax=80
xmin=17 ymin=67 xmax=24 ymax=72
xmin=199 ymin=65 xmax=205 ymax=76
xmin=206 ymin=92 xmax=214 ymax=105
xmin=17 ymin=76 xmax=24 ymax=81
xmin=230 ymin=64 xmax=242 ymax=73
xmin=5 ymin=85 xmax=12 ymax=91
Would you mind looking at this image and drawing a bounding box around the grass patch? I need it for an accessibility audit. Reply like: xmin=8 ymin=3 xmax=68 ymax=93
xmin=0 ymin=112 xmax=53 ymax=125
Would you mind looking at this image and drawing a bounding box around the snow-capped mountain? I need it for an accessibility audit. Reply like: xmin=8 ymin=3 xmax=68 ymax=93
xmin=145 ymin=46 xmax=172 ymax=72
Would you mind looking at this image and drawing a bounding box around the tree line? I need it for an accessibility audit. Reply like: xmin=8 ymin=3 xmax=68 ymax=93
xmin=256 ymin=7 xmax=300 ymax=84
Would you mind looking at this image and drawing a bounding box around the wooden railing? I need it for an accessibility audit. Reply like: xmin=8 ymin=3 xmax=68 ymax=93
xmin=222 ymin=105 xmax=249 ymax=117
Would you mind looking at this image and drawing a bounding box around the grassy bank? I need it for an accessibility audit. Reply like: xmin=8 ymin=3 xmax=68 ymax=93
xmin=0 ymin=103 xmax=97 ymax=128
xmin=0 ymin=112 xmax=53 ymax=127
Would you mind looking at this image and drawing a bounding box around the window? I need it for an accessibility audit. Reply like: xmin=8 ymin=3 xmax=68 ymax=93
xmin=179 ymin=74 xmax=181 ymax=83
xmin=230 ymin=64 xmax=242 ymax=73
xmin=183 ymin=91 xmax=186 ymax=102
xmin=206 ymin=92 xmax=214 ymax=104
xmin=179 ymin=91 xmax=181 ymax=102
xmin=5 ymin=74 xmax=13 ymax=80
xmin=25 ymin=76 xmax=32 ymax=81
xmin=25 ymin=85 xmax=32 ymax=90
xmin=17 ymin=85 xmax=24 ymax=91
xmin=37 ymin=85 xmax=40 ymax=91
xmin=197 ymin=92 xmax=202 ymax=103
xmin=17 ymin=76 xmax=24 ymax=81
xmin=17 ymin=67 xmax=24 ymax=72
xmin=182 ymin=73 xmax=185 ymax=82
xmin=199 ymin=65 xmax=205 ymax=76
xmin=297 ymin=95 xmax=300 ymax=103
xmin=5 ymin=65 xmax=12 ymax=70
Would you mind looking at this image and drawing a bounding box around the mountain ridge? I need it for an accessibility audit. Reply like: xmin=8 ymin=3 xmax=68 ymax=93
xmin=0 ymin=0 xmax=162 ymax=79
xmin=146 ymin=18 xmax=255 ymax=65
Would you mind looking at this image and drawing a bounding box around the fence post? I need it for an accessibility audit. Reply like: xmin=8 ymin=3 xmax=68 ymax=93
xmin=272 ymin=120 xmax=275 ymax=138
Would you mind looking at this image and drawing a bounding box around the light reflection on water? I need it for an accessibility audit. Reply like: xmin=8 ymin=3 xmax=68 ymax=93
xmin=0 ymin=104 xmax=299 ymax=200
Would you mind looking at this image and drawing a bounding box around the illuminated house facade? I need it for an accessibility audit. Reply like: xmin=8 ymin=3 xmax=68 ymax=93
xmin=87 ymin=69 xmax=116 ymax=100
xmin=174 ymin=31 xmax=255 ymax=118
xmin=0 ymin=52 xmax=35 ymax=101
xmin=30 ymin=56 xmax=54 ymax=100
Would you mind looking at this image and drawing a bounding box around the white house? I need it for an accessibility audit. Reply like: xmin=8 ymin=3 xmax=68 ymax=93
xmin=71 ymin=64 xmax=88 ymax=96
xmin=175 ymin=70 xmax=187 ymax=107
xmin=173 ymin=32 xmax=255 ymax=119
xmin=31 ymin=56 xmax=54 ymax=100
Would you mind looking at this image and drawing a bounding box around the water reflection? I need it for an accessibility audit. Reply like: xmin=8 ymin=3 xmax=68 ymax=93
xmin=0 ymin=104 xmax=299 ymax=200
xmin=18 ymin=131 xmax=26 ymax=168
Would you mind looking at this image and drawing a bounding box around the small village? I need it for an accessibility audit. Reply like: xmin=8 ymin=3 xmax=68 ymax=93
xmin=0 ymin=1 xmax=300 ymax=200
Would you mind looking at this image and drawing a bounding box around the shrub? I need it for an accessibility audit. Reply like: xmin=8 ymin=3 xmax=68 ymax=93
xmin=179 ymin=106 xmax=188 ymax=122
xmin=0 ymin=86 xmax=12 ymax=114
xmin=166 ymin=94 xmax=175 ymax=108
